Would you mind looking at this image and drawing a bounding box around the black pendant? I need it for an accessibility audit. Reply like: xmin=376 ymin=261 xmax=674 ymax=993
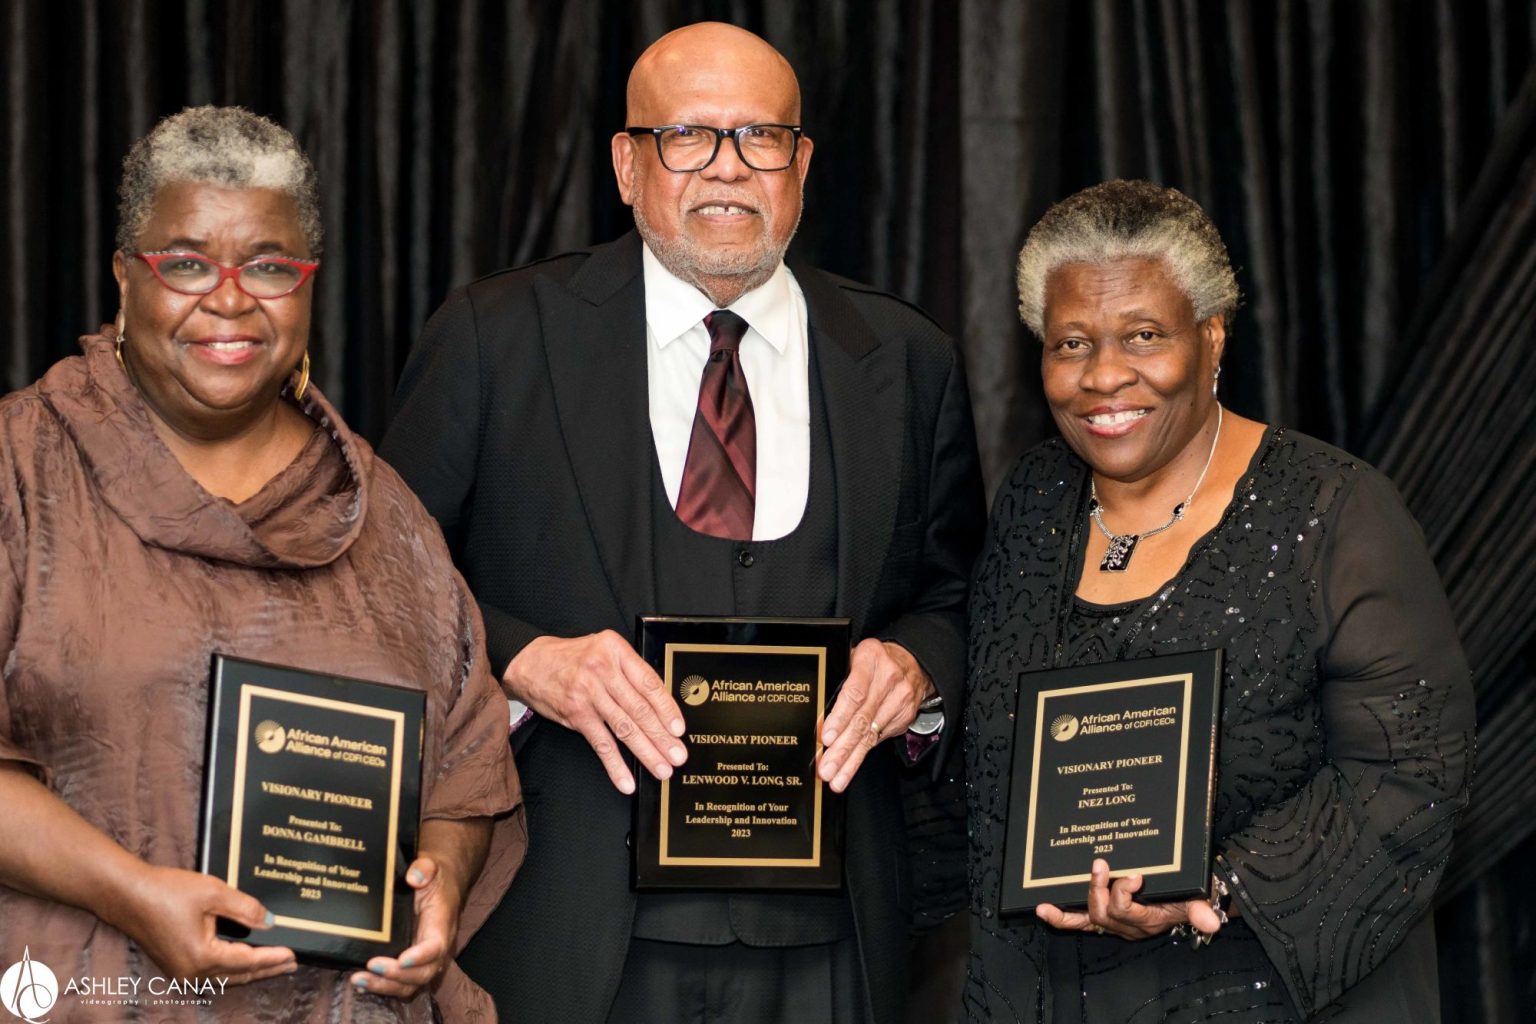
xmin=1100 ymin=533 xmax=1139 ymax=572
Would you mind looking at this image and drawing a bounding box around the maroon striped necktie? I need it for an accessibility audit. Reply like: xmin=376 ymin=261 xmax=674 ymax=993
xmin=676 ymin=310 xmax=756 ymax=540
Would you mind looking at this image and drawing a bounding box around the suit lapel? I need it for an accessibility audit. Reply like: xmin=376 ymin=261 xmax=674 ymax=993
xmin=794 ymin=260 xmax=905 ymax=638
xmin=538 ymin=233 xmax=657 ymax=624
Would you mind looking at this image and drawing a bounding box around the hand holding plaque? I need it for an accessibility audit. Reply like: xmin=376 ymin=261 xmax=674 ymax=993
xmin=502 ymin=630 xmax=688 ymax=793
xmin=112 ymin=863 xmax=298 ymax=984
xmin=1033 ymin=856 xmax=1229 ymax=940
xmin=816 ymin=638 xmax=933 ymax=792
xmin=346 ymin=817 xmax=489 ymax=998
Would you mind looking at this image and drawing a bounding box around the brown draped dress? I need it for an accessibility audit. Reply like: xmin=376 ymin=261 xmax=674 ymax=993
xmin=0 ymin=335 xmax=526 ymax=1022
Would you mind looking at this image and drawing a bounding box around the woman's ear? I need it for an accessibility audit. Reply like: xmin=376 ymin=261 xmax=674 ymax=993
xmin=112 ymin=249 xmax=129 ymax=310
xmin=1202 ymin=314 xmax=1227 ymax=370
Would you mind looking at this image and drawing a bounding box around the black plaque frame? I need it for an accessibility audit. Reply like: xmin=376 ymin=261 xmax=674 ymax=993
xmin=199 ymin=654 xmax=425 ymax=967
xmin=1000 ymin=649 xmax=1222 ymax=914
xmin=633 ymin=616 xmax=849 ymax=891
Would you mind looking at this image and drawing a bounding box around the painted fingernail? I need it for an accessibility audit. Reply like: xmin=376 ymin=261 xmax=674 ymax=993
xmin=354 ymin=977 xmax=368 ymax=992
xmin=263 ymin=911 xmax=275 ymax=927
xmin=400 ymin=956 xmax=414 ymax=969
xmin=408 ymin=869 xmax=425 ymax=885
xmin=370 ymin=963 xmax=386 ymax=975
xmin=286 ymin=963 xmax=299 ymax=974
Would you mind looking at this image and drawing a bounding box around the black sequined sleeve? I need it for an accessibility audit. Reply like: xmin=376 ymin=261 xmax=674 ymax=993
xmin=1215 ymin=468 xmax=1475 ymax=1017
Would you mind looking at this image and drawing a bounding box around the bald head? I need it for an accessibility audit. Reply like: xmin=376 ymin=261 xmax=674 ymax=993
xmin=613 ymin=21 xmax=812 ymax=308
xmin=626 ymin=22 xmax=800 ymax=125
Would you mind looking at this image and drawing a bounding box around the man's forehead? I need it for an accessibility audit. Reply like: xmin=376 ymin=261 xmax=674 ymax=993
xmin=628 ymin=29 xmax=800 ymax=125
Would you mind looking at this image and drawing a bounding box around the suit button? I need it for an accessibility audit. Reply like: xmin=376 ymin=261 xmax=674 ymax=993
xmin=737 ymin=549 xmax=755 ymax=568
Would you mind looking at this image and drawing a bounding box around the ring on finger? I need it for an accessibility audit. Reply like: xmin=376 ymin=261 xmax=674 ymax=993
xmin=1092 ymin=924 xmax=1105 ymax=936
xmin=869 ymin=720 xmax=882 ymax=737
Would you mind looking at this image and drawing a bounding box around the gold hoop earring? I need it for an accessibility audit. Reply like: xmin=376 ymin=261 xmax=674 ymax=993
xmin=114 ymin=311 xmax=127 ymax=370
xmin=292 ymin=351 xmax=311 ymax=401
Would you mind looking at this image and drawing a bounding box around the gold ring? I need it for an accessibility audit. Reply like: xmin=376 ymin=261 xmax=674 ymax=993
xmin=869 ymin=720 xmax=882 ymax=736
xmin=1093 ymin=925 xmax=1105 ymax=936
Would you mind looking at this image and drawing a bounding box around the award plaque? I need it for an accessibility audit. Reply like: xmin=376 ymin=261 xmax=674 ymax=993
xmin=633 ymin=616 xmax=849 ymax=890
xmin=1000 ymin=649 xmax=1222 ymax=913
xmin=199 ymin=654 xmax=424 ymax=967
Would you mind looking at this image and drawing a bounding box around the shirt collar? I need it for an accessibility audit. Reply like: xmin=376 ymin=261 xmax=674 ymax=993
xmin=642 ymin=242 xmax=793 ymax=354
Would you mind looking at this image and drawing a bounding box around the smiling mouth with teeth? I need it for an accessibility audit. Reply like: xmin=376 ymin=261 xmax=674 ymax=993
xmin=694 ymin=204 xmax=756 ymax=215
xmin=1085 ymin=409 xmax=1149 ymax=426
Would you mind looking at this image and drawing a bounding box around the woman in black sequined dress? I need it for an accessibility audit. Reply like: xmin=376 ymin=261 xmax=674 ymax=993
xmin=964 ymin=180 xmax=1474 ymax=1023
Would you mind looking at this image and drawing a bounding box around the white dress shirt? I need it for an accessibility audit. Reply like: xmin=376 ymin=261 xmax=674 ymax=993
xmin=642 ymin=242 xmax=811 ymax=541
xmin=511 ymin=246 xmax=942 ymax=743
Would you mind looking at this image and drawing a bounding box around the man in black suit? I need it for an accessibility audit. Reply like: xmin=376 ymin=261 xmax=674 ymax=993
xmin=380 ymin=21 xmax=983 ymax=1024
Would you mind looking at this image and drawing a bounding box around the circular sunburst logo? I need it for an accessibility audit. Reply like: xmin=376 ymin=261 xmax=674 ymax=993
xmin=1050 ymin=714 xmax=1080 ymax=742
xmin=680 ymin=675 xmax=711 ymax=706
xmin=254 ymin=720 xmax=287 ymax=754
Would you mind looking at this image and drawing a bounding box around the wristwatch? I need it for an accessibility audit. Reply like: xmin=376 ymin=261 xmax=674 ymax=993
xmin=908 ymin=692 xmax=945 ymax=735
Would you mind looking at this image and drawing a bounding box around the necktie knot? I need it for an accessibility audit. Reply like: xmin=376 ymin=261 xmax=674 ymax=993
xmin=705 ymin=309 xmax=749 ymax=355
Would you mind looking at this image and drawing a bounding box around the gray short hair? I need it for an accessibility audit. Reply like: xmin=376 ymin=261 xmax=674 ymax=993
xmin=116 ymin=106 xmax=322 ymax=255
xmin=1015 ymin=179 xmax=1238 ymax=337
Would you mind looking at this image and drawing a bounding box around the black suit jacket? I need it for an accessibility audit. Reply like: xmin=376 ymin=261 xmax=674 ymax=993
xmin=380 ymin=232 xmax=984 ymax=1023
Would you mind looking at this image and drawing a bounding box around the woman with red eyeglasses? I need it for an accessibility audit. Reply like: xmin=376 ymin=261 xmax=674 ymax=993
xmin=0 ymin=107 xmax=523 ymax=1022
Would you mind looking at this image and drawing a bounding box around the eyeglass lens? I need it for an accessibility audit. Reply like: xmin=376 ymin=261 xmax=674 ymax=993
xmin=658 ymin=126 xmax=796 ymax=171
xmin=155 ymin=255 xmax=306 ymax=298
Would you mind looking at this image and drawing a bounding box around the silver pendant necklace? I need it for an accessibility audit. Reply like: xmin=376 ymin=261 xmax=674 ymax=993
xmin=1090 ymin=404 xmax=1223 ymax=572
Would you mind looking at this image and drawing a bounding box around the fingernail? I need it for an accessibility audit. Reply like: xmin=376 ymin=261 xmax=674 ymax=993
xmin=400 ymin=956 xmax=414 ymax=969
xmin=669 ymin=746 xmax=686 ymax=764
xmin=670 ymin=719 xmax=685 ymax=736
xmin=354 ymin=977 xmax=368 ymax=992
xmin=263 ymin=911 xmax=275 ymax=927
xmin=370 ymin=963 xmax=386 ymax=975
xmin=286 ymin=963 xmax=298 ymax=973
xmin=620 ymin=777 xmax=636 ymax=795
xmin=408 ymin=869 xmax=425 ymax=885
xmin=824 ymin=728 xmax=838 ymax=743
xmin=655 ymin=764 xmax=672 ymax=779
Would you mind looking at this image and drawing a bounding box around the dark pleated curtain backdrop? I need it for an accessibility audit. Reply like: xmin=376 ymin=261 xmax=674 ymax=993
xmin=2 ymin=2 xmax=1534 ymax=1020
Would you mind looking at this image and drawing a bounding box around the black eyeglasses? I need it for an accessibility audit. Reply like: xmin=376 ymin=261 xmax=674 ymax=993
xmin=625 ymin=124 xmax=803 ymax=172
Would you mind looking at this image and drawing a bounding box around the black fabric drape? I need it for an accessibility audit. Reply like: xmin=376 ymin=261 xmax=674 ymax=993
xmin=2 ymin=2 xmax=1533 ymax=1021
